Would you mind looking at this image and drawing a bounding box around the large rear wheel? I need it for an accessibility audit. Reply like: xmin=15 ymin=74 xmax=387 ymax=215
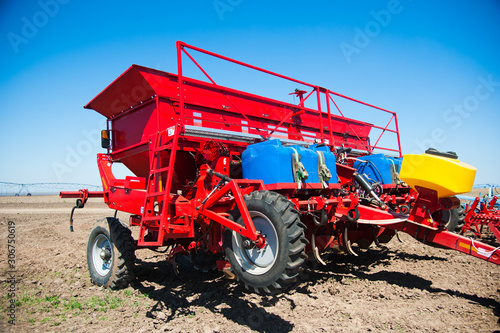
xmin=87 ymin=217 xmax=136 ymax=289
xmin=224 ymin=191 xmax=307 ymax=294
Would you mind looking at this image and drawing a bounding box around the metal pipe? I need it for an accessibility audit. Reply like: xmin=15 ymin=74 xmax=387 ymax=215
xmin=352 ymin=172 xmax=387 ymax=210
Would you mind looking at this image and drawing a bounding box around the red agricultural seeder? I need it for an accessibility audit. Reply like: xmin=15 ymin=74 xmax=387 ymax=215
xmin=461 ymin=195 xmax=500 ymax=240
xmin=61 ymin=42 xmax=500 ymax=294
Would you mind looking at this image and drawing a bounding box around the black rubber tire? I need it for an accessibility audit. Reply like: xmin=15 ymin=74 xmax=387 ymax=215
xmin=433 ymin=206 xmax=465 ymax=233
xmin=224 ymin=191 xmax=308 ymax=295
xmin=444 ymin=206 xmax=465 ymax=233
xmin=87 ymin=217 xmax=136 ymax=289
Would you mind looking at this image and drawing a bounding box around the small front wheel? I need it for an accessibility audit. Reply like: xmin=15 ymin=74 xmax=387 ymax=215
xmin=87 ymin=217 xmax=136 ymax=289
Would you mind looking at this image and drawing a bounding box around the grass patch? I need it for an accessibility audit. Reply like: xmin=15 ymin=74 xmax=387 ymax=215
xmin=18 ymin=292 xmax=125 ymax=313
xmin=64 ymin=299 xmax=83 ymax=311
xmin=44 ymin=295 xmax=61 ymax=308
xmin=21 ymin=293 xmax=44 ymax=306
xmin=85 ymin=295 xmax=124 ymax=312
xmin=15 ymin=290 xmax=130 ymax=326
xmin=17 ymin=292 xmax=124 ymax=320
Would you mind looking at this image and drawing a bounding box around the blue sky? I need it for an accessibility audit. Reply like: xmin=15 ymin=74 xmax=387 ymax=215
xmin=1 ymin=0 xmax=499 ymax=186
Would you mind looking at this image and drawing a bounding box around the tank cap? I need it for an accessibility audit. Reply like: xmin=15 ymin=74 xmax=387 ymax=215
xmin=425 ymin=148 xmax=458 ymax=159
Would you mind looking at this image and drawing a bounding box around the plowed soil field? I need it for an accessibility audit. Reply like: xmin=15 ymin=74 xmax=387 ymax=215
xmin=1 ymin=195 xmax=499 ymax=332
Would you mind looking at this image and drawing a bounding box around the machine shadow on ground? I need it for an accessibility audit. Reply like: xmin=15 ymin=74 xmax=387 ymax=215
xmin=131 ymin=257 xmax=295 ymax=333
xmin=128 ymin=243 xmax=499 ymax=332
xmin=301 ymin=248 xmax=500 ymax=324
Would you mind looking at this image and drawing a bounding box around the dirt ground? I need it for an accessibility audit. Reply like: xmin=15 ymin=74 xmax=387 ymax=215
xmin=0 ymin=195 xmax=499 ymax=333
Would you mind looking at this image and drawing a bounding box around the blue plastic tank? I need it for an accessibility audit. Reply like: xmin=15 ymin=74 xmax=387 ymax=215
xmin=242 ymin=139 xmax=296 ymax=184
xmin=310 ymin=144 xmax=338 ymax=184
xmin=242 ymin=139 xmax=341 ymax=185
xmin=288 ymin=145 xmax=318 ymax=183
xmin=353 ymin=154 xmax=400 ymax=184
xmin=389 ymin=156 xmax=402 ymax=174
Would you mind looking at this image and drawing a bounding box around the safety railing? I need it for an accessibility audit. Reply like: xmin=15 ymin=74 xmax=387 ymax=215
xmin=176 ymin=41 xmax=402 ymax=157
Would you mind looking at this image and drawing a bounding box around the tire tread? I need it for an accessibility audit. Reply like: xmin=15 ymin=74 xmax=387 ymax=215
xmin=226 ymin=191 xmax=307 ymax=295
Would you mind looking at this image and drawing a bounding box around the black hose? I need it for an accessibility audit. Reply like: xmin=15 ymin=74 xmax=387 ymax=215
xmin=69 ymin=206 xmax=76 ymax=232
xmin=312 ymin=208 xmax=328 ymax=226
xmin=346 ymin=207 xmax=360 ymax=223
xmin=358 ymin=160 xmax=385 ymax=184
xmin=69 ymin=199 xmax=85 ymax=232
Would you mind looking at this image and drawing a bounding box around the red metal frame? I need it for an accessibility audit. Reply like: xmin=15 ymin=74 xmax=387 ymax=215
xmin=59 ymin=190 xmax=103 ymax=199
xmin=461 ymin=196 xmax=500 ymax=240
xmin=345 ymin=191 xmax=500 ymax=265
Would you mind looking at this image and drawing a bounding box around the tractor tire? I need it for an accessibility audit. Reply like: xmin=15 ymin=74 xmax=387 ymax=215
xmin=444 ymin=205 xmax=465 ymax=233
xmin=224 ymin=191 xmax=307 ymax=295
xmin=433 ymin=206 xmax=465 ymax=233
xmin=87 ymin=217 xmax=136 ymax=289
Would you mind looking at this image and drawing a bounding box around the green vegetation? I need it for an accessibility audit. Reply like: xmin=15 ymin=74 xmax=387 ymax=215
xmin=45 ymin=295 xmax=61 ymax=307
xmin=17 ymin=291 xmax=124 ymax=313
xmin=15 ymin=290 xmax=129 ymax=327
xmin=65 ymin=299 xmax=83 ymax=311
xmin=21 ymin=293 xmax=43 ymax=306
xmin=85 ymin=295 xmax=124 ymax=312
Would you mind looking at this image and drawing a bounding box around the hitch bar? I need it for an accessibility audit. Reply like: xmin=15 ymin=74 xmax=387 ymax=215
xmin=59 ymin=190 xmax=104 ymax=231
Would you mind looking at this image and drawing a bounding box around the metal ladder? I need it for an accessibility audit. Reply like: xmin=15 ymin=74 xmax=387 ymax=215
xmin=138 ymin=125 xmax=182 ymax=246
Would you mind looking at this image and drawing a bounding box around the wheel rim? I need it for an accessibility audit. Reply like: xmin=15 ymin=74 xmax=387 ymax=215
xmin=92 ymin=234 xmax=113 ymax=277
xmin=433 ymin=210 xmax=451 ymax=226
xmin=232 ymin=211 xmax=279 ymax=275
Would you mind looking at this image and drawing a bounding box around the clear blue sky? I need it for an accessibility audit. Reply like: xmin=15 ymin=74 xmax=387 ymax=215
xmin=1 ymin=0 xmax=499 ymax=185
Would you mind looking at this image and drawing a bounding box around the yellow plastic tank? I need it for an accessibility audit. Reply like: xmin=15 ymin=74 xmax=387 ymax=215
xmin=399 ymin=153 xmax=476 ymax=198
